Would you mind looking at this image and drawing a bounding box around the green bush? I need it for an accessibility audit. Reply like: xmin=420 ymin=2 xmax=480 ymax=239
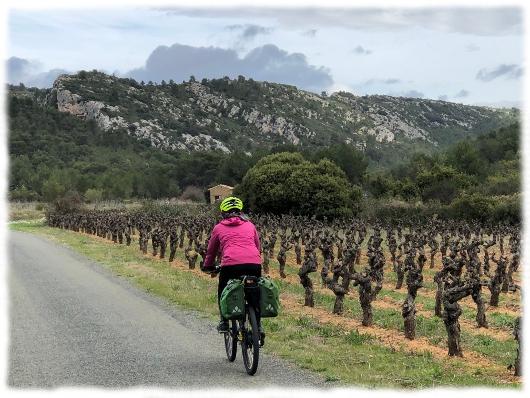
xmin=42 ymin=178 xmax=66 ymax=202
xmin=53 ymin=190 xmax=84 ymax=213
xmin=490 ymin=194 xmax=520 ymax=224
xmin=482 ymin=172 xmax=520 ymax=196
xmin=235 ymin=152 xmax=359 ymax=219
xmin=85 ymin=188 xmax=103 ymax=203
xmin=416 ymin=164 xmax=473 ymax=204
xmin=361 ymin=198 xmax=441 ymax=223
xmin=447 ymin=192 xmax=520 ymax=224
xmin=9 ymin=185 xmax=40 ymax=201
xmin=448 ymin=193 xmax=494 ymax=222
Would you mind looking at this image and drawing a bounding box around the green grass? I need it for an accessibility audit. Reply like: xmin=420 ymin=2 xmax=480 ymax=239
xmin=9 ymin=221 xmax=520 ymax=388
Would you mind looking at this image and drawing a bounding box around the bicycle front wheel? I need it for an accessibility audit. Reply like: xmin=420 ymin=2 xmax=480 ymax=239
xmin=241 ymin=306 xmax=260 ymax=375
xmin=224 ymin=320 xmax=237 ymax=362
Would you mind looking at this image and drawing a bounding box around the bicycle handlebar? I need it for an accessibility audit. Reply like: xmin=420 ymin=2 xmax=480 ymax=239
xmin=202 ymin=264 xmax=221 ymax=277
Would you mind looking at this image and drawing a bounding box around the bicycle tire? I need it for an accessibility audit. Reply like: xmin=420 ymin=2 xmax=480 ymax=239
xmin=224 ymin=320 xmax=237 ymax=362
xmin=241 ymin=306 xmax=260 ymax=375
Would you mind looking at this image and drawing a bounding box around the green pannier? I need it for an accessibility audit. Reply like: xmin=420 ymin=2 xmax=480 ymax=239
xmin=258 ymin=276 xmax=280 ymax=317
xmin=220 ymin=279 xmax=245 ymax=319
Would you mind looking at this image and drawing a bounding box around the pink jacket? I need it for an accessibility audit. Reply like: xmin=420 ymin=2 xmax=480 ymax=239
xmin=203 ymin=216 xmax=261 ymax=269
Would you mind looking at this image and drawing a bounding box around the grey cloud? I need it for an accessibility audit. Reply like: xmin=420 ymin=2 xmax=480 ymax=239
xmin=352 ymin=45 xmax=372 ymax=55
xmin=7 ymin=56 xmax=68 ymax=88
xmin=164 ymin=7 xmax=522 ymax=36
xmin=8 ymin=57 xmax=32 ymax=83
xmin=364 ymin=78 xmax=401 ymax=85
xmin=390 ymin=90 xmax=424 ymax=98
xmin=226 ymin=24 xmax=273 ymax=40
xmin=438 ymin=95 xmax=448 ymax=101
xmin=27 ymin=69 xmax=69 ymax=88
xmin=476 ymin=64 xmax=523 ymax=82
xmin=402 ymin=90 xmax=424 ymax=98
xmin=242 ymin=24 xmax=272 ymax=39
xmin=302 ymin=29 xmax=318 ymax=37
xmin=127 ymin=43 xmax=333 ymax=92
xmin=454 ymin=89 xmax=470 ymax=98
xmin=473 ymin=100 xmax=521 ymax=109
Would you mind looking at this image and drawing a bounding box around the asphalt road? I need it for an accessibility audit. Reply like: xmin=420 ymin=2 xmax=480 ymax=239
xmin=8 ymin=231 xmax=327 ymax=388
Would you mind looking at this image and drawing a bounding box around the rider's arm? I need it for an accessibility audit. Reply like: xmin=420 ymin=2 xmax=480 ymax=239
xmin=253 ymin=225 xmax=261 ymax=252
xmin=203 ymin=227 xmax=220 ymax=269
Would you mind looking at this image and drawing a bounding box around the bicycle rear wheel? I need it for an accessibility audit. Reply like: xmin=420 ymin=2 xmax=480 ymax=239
xmin=241 ymin=306 xmax=260 ymax=375
xmin=224 ymin=320 xmax=237 ymax=362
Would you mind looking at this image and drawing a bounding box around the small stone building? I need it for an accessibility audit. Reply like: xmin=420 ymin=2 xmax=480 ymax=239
xmin=207 ymin=184 xmax=234 ymax=204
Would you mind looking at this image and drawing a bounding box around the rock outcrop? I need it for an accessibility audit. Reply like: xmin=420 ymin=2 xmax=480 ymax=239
xmin=41 ymin=71 xmax=518 ymax=154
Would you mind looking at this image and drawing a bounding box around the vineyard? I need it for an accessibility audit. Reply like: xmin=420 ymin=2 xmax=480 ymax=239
xmin=43 ymin=204 xmax=522 ymax=387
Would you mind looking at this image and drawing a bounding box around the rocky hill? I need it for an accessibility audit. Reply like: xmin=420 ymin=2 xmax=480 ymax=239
xmin=13 ymin=71 xmax=519 ymax=155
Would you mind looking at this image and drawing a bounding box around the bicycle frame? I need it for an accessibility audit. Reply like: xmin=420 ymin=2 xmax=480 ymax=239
xmin=225 ymin=275 xmax=262 ymax=375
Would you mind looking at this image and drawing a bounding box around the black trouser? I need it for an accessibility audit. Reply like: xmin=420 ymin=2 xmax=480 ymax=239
xmin=218 ymin=264 xmax=262 ymax=321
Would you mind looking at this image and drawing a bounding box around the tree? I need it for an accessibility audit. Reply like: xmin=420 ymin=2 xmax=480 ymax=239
xmin=449 ymin=193 xmax=494 ymax=222
xmin=10 ymin=155 xmax=34 ymax=191
xmin=445 ymin=140 xmax=486 ymax=176
xmin=235 ymin=152 xmax=359 ymax=218
xmin=314 ymin=143 xmax=368 ymax=185
xmin=416 ymin=164 xmax=472 ymax=204
xmin=42 ymin=177 xmax=65 ymax=202
xmin=216 ymin=151 xmax=254 ymax=186
xmin=9 ymin=185 xmax=39 ymax=201
xmin=367 ymin=174 xmax=394 ymax=199
xmin=84 ymin=188 xmax=103 ymax=203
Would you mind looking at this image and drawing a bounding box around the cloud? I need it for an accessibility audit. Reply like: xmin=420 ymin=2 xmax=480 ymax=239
xmin=352 ymin=45 xmax=372 ymax=55
xmin=476 ymin=64 xmax=523 ymax=82
xmin=302 ymin=29 xmax=318 ymax=37
xmin=454 ymin=89 xmax=470 ymax=98
xmin=364 ymin=78 xmax=401 ymax=85
xmin=473 ymin=100 xmax=521 ymax=109
xmin=7 ymin=56 xmax=68 ymax=88
xmin=402 ymin=90 xmax=424 ymax=98
xmin=225 ymin=24 xmax=274 ymax=51
xmin=164 ymin=7 xmax=522 ymax=36
xmin=127 ymin=43 xmax=333 ymax=92
xmin=388 ymin=90 xmax=424 ymax=98
xmin=226 ymin=24 xmax=273 ymax=40
xmin=7 ymin=57 xmax=33 ymax=83
xmin=438 ymin=95 xmax=448 ymax=101
xmin=384 ymin=89 xmax=424 ymax=98
xmin=465 ymin=43 xmax=480 ymax=52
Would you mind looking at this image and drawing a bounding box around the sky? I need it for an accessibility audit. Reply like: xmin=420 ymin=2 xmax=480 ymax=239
xmin=6 ymin=6 xmax=524 ymax=107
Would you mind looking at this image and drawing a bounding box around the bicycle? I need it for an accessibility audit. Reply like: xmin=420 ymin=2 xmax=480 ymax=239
xmin=207 ymin=265 xmax=263 ymax=375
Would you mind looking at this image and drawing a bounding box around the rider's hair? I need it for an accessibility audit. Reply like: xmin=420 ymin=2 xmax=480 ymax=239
xmin=221 ymin=209 xmax=242 ymax=219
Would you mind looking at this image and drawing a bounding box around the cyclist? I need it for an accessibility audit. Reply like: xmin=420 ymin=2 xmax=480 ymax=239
xmin=202 ymin=196 xmax=262 ymax=333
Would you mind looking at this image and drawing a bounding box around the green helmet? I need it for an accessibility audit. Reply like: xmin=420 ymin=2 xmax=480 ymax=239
xmin=219 ymin=196 xmax=243 ymax=212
